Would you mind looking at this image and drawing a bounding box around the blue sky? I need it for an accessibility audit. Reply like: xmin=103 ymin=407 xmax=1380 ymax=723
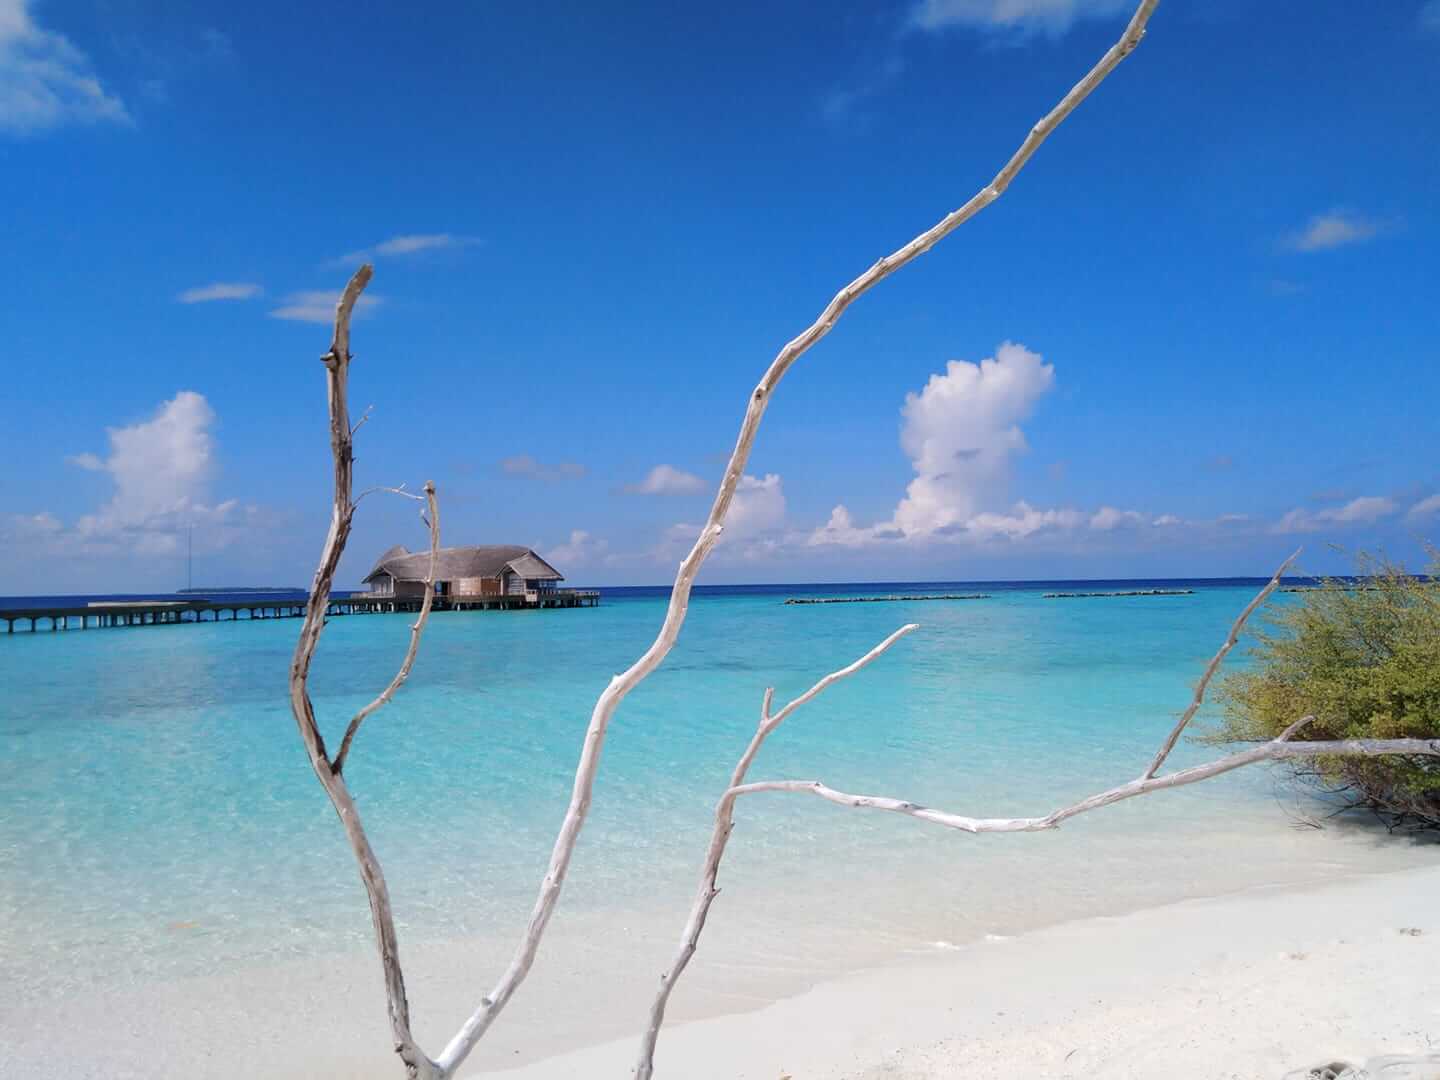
xmin=2 ymin=0 xmax=1437 ymax=592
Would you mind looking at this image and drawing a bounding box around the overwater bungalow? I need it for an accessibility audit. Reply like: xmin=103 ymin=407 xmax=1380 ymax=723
xmin=358 ymin=545 xmax=597 ymax=609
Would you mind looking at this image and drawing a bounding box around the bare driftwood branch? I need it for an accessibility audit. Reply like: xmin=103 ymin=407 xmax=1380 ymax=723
xmin=635 ymin=624 xmax=919 ymax=1079
xmin=727 ymin=738 xmax=1440 ymax=835
xmin=635 ymin=566 xmax=1440 ymax=1076
xmin=435 ymin=4 xmax=1163 ymax=1074
xmin=1141 ymin=548 xmax=1299 ymax=779
xmin=334 ymin=484 xmax=440 ymax=775
xmin=287 ymin=265 xmax=443 ymax=1080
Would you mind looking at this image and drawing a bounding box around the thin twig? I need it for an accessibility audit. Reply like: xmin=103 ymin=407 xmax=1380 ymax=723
xmin=436 ymin=4 xmax=1162 ymax=1072
xmin=333 ymin=481 xmax=440 ymax=775
xmin=1142 ymin=550 xmax=1299 ymax=779
xmin=355 ymin=482 xmax=420 ymax=507
xmin=352 ymin=404 xmax=376 ymax=436
xmin=635 ymin=624 xmax=918 ymax=1078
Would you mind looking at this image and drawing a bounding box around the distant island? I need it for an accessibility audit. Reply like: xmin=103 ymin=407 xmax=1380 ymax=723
xmin=178 ymin=586 xmax=304 ymax=594
xmin=785 ymin=594 xmax=991 ymax=605
xmin=1043 ymin=589 xmax=1195 ymax=599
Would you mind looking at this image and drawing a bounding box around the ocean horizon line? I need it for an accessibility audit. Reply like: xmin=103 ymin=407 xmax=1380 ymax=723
xmin=1 ymin=573 xmax=1345 ymax=610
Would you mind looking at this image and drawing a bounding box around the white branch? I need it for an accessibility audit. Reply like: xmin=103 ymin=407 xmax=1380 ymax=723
xmin=635 ymin=556 xmax=1439 ymax=1074
xmin=286 ymin=264 xmax=442 ymax=1080
xmin=635 ymin=624 xmax=919 ymax=1079
xmin=731 ymin=738 xmax=1440 ymax=836
xmin=334 ymin=481 xmax=440 ymax=775
xmin=436 ymin=4 xmax=1162 ymax=1073
xmin=355 ymin=482 xmax=421 ymax=507
xmin=1141 ymin=549 xmax=1299 ymax=779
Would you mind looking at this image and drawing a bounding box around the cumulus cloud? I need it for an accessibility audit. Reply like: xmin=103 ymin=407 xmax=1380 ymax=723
xmin=663 ymin=473 xmax=788 ymax=559
xmin=500 ymin=455 xmax=586 ymax=482
xmin=892 ymin=341 xmax=1054 ymax=535
xmin=1152 ymin=514 xmax=1183 ymax=527
xmin=1407 ymin=493 xmax=1440 ymax=520
xmin=1089 ymin=506 xmax=1145 ymax=531
xmin=9 ymin=392 xmax=259 ymax=557
xmin=909 ymin=0 xmax=1132 ymax=36
xmin=545 ymin=529 xmax=607 ymax=567
xmin=336 ymin=233 xmax=480 ymax=265
xmin=177 ymin=282 xmax=262 ymax=304
xmin=966 ymin=502 xmax=1085 ymax=541
xmin=1285 ymin=209 xmax=1379 ymax=253
xmin=805 ymin=343 xmax=1165 ymax=552
xmin=269 ymin=288 xmax=382 ymax=324
xmin=622 ymin=464 xmax=706 ymax=496
xmin=0 ymin=0 xmax=130 ymax=135
xmin=1273 ymin=495 xmax=1399 ymax=534
xmin=726 ymin=473 xmax=786 ymax=538
xmin=808 ymin=505 xmax=887 ymax=548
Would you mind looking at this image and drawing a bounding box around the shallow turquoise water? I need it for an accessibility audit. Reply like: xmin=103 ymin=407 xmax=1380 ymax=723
xmin=0 ymin=585 xmax=1428 ymax=1011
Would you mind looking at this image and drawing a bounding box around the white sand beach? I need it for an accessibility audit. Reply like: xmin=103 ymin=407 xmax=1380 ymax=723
xmin=497 ymin=864 xmax=1440 ymax=1080
xmin=10 ymin=862 xmax=1436 ymax=1079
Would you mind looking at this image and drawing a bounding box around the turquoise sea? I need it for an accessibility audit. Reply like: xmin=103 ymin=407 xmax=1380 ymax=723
xmin=1 ymin=581 xmax=1432 ymax=1075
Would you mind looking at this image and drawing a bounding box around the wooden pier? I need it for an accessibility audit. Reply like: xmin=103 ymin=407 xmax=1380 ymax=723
xmin=0 ymin=590 xmax=600 ymax=634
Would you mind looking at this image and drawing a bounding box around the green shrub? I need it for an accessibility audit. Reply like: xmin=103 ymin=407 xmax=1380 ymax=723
xmin=1209 ymin=555 xmax=1440 ymax=828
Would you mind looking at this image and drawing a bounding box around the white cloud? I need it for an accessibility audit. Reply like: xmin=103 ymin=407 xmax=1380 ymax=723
xmin=1152 ymin=514 xmax=1183 ymax=527
xmin=663 ymin=473 xmax=788 ymax=560
xmin=48 ymin=391 xmax=252 ymax=555
xmin=1273 ymin=495 xmax=1399 ymax=534
xmin=177 ymin=282 xmax=263 ymax=304
xmin=1285 ymin=209 xmax=1378 ymax=253
xmin=1406 ymin=493 xmax=1440 ymax=520
xmin=0 ymin=0 xmax=130 ymax=135
xmin=269 ymin=288 xmax=381 ymax=324
xmin=804 ymin=343 xmax=1163 ymax=552
xmin=545 ymin=529 xmax=606 ymax=567
xmin=909 ymin=0 xmax=1132 ymax=35
xmin=808 ymin=505 xmax=886 ymax=548
xmin=623 ymin=464 xmax=706 ymax=496
xmin=965 ymin=502 xmax=1084 ymax=541
xmin=67 ymin=451 xmax=104 ymax=471
xmin=892 ymin=341 xmax=1055 ymax=536
xmin=0 ymin=510 xmax=62 ymax=542
xmin=726 ymin=473 xmax=786 ymax=539
xmin=1089 ymin=505 xmax=1145 ymax=531
xmin=336 ymin=233 xmax=479 ymax=265
xmin=501 ymin=455 xmax=586 ymax=482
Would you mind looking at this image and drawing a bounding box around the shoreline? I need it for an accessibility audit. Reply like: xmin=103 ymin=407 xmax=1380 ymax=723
xmin=492 ymin=862 xmax=1440 ymax=1080
xmin=8 ymin=859 xmax=1436 ymax=1078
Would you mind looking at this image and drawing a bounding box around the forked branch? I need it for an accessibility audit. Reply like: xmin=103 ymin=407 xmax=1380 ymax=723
xmin=334 ymin=483 xmax=440 ymax=775
xmin=636 ymin=564 xmax=1440 ymax=1075
xmin=287 ymin=265 xmax=443 ymax=1080
xmin=434 ymin=4 xmax=1162 ymax=1073
xmin=1142 ymin=549 xmax=1298 ymax=779
xmin=635 ymin=624 xmax=919 ymax=1079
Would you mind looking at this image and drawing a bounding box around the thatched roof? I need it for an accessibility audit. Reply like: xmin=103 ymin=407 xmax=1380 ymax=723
xmin=363 ymin=545 xmax=564 ymax=584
